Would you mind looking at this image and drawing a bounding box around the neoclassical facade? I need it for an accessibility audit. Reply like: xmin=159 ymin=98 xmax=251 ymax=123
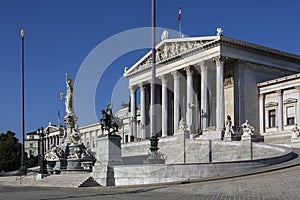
xmin=25 ymin=32 xmax=300 ymax=157
xmin=258 ymin=73 xmax=300 ymax=138
xmin=124 ymin=32 xmax=300 ymax=140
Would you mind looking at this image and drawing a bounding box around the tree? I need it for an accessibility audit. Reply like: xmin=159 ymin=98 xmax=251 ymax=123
xmin=27 ymin=155 xmax=38 ymax=168
xmin=0 ymin=131 xmax=21 ymax=172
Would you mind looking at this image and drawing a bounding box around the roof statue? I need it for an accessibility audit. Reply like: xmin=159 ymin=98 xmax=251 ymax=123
xmin=217 ymin=27 xmax=223 ymax=36
xmin=161 ymin=30 xmax=169 ymax=41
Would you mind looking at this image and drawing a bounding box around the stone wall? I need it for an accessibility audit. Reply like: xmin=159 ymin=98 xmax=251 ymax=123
xmin=121 ymin=134 xmax=291 ymax=164
xmin=114 ymin=143 xmax=293 ymax=186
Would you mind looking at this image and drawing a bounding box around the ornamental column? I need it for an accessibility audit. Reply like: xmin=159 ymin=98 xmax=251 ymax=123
xmin=129 ymin=85 xmax=137 ymax=141
xmin=160 ymin=75 xmax=168 ymax=137
xmin=139 ymin=84 xmax=146 ymax=139
xmin=296 ymin=86 xmax=300 ymax=126
xmin=259 ymin=93 xmax=265 ymax=134
xmin=214 ymin=56 xmax=225 ymax=130
xmin=172 ymin=71 xmax=180 ymax=134
xmin=200 ymin=61 xmax=209 ymax=130
xmin=185 ymin=66 xmax=194 ymax=134
xmin=276 ymin=90 xmax=283 ymax=131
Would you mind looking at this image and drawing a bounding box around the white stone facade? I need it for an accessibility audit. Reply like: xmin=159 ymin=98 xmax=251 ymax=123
xmin=25 ymin=132 xmax=39 ymax=157
xmin=124 ymin=34 xmax=300 ymax=140
xmin=258 ymin=73 xmax=300 ymax=138
xmin=26 ymin=33 xmax=300 ymax=158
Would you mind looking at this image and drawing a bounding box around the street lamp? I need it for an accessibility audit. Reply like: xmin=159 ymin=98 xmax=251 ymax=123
xmin=19 ymin=29 xmax=26 ymax=175
xmin=37 ymin=127 xmax=47 ymax=174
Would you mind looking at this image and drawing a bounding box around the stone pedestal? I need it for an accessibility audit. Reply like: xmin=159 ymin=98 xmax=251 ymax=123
xmin=241 ymin=134 xmax=251 ymax=141
xmin=172 ymin=130 xmax=190 ymax=164
xmin=92 ymin=134 xmax=123 ymax=186
xmin=36 ymin=173 xmax=49 ymax=180
xmin=54 ymin=159 xmax=67 ymax=170
xmin=67 ymin=159 xmax=83 ymax=170
xmin=201 ymin=129 xmax=223 ymax=140
xmin=223 ymin=134 xmax=232 ymax=141
xmin=241 ymin=135 xmax=252 ymax=160
xmin=222 ymin=131 xmax=232 ymax=141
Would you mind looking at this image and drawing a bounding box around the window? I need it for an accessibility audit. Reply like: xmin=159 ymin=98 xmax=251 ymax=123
xmin=29 ymin=143 xmax=33 ymax=148
xmin=269 ymin=109 xmax=276 ymax=127
xmin=287 ymin=106 xmax=295 ymax=125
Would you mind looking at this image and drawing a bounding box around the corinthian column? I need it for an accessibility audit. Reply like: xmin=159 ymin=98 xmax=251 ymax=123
xmin=276 ymin=90 xmax=283 ymax=131
xmin=296 ymin=86 xmax=300 ymax=126
xmin=172 ymin=71 xmax=180 ymax=134
xmin=214 ymin=56 xmax=225 ymax=130
xmin=259 ymin=93 xmax=265 ymax=134
xmin=185 ymin=66 xmax=194 ymax=133
xmin=139 ymin=84 xmax=146 ymax=139
xmin=200 ymin=61 xmax=209 ymax=130
xmin=129 ymin=85 xmax=137 ymax=141
xmin=160 ymin=75 xmax=168 ymax=137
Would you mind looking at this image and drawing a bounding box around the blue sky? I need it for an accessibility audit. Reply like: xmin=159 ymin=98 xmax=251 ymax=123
xmin=1 ymin=0 xmax=300 ymax=139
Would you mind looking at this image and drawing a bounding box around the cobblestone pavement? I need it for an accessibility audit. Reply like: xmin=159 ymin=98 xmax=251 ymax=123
xmin=1 ymin=164 xmax=300 ymax=200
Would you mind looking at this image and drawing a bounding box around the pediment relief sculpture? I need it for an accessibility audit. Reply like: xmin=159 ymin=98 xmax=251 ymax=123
xmin=134 ymin=40 xmax=212 ymax=72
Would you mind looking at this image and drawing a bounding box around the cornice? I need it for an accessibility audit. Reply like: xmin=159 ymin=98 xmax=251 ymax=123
xmin=220 ymin=37 xmax=300 ymax=64
xmin=126 ymin=36 xmax=300 ymax=80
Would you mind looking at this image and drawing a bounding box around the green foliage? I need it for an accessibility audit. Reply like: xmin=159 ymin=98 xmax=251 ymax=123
xmin=0 ymin=131 xmax=21 ymax=172
xmin=27 ymin=155 xmax=38 ymax=168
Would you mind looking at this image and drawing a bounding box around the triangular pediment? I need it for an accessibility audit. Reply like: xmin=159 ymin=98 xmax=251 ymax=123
xmin=44 ymin=125 xmax=60 ymax=133
xmin=124 ymin=36 xmax=219 ymax=77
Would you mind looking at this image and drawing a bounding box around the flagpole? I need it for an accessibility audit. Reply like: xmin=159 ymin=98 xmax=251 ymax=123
xmin=58 ymin=109 xmax=61 ymax=128
xmin=178 ymin=5 xmax=182 ymax=37
xmin=179 ymin=22 xmax=182 ymax=38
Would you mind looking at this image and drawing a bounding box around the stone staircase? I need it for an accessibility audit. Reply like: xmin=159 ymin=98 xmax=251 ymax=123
xmin=0 ymin=172 xmax=101 ymax=188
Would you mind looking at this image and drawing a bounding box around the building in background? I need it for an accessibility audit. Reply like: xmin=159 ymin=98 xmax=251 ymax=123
xmin=258 ymin=73 xmax=300 ymax=143
xmin=24 ymin=131 xmax=39 ymax=157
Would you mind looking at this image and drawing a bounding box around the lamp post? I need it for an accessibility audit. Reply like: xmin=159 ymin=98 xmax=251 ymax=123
xmin=19 ymin=29 xmax=26 ymax=175
xmin=37 ymin=127 xmax=47 ymax=174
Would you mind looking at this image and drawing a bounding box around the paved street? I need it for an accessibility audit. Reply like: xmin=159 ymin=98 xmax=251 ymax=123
xmin=1 ymin=164 xmax=300 ymax=200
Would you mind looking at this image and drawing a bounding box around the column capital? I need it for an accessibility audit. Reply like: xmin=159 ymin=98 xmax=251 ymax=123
xmin=129 ymin=85 xmax=138 ymax=93
xmin=171 ymin=70 xmax=180 ymax=79
xmin=275 ymin=90 xmax=282 ymax=96
xmin=147 ymin=78 xmax=158 ymax=84
xmin=138 ymin=83 xmax=145 ymax=91
xmin=199 ymin=61 xmax=208 ymax=71
xmin=184 ymin=66 xmax=193 ymax=76
xmin=159 ymin=75 xmax=168 ymax=84
xmin=213 ymin=56 xmax=225 ymax=65
xmin=259 ymin=93 xmax=264 ymax=100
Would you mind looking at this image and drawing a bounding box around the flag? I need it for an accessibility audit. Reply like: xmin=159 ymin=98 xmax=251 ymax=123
xmin=178 ymin=5 xmax=182 ymax=24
